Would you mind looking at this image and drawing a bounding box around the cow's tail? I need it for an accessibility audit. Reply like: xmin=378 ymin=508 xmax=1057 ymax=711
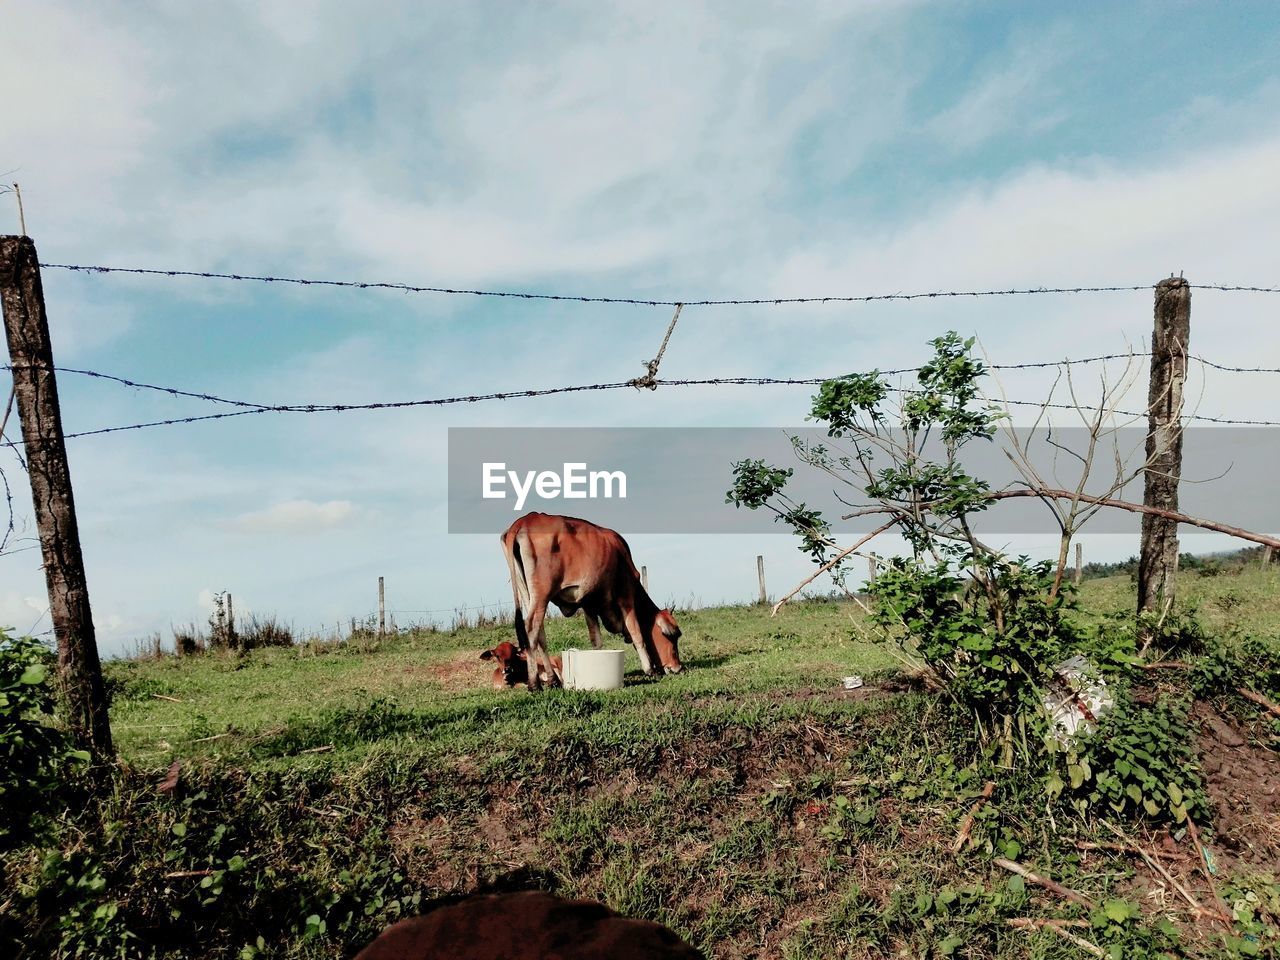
xmin=503 ymin=528 xmax=534 ymax=651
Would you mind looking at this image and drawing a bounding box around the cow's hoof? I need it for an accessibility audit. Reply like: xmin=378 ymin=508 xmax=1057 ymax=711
xmin=665 ymin=665 xmax=684 ymax=675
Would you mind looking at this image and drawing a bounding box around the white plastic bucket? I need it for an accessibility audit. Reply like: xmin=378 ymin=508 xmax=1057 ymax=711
xmin=562 ymin=648 xmax=625 ymax=691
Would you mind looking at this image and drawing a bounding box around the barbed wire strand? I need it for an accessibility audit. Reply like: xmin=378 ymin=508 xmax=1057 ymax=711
xmin=5 ymin=352 xmax=1277 ymax=417
xmin=40 ymin=262 xmax=1280 ymax=304
xmin=2 ymin=377 xmax=1278 ymax=451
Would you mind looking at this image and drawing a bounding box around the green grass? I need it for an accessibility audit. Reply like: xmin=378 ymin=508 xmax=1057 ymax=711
xmin=106 ymin=597 xmax=897 ymax=770
xmin=107 ymin=565 xmax=1280 ymax=773
xmin=5 ymin=566 xmax=1278 ymax=959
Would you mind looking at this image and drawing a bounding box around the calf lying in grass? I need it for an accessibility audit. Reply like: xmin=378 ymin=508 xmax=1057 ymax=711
xmin=480 ymin=641 xmax=562 ymax=690
xmin=355 ymin=890 xmax=704 ymax=959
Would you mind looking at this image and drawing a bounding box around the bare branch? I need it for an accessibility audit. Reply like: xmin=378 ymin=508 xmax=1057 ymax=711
xmin=771 ymin=520 xmax=898 ymax=615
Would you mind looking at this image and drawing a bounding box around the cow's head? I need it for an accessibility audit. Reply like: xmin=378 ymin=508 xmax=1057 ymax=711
xmin=649 ymin=609 xmax=683 ymax=674
xmin=480 ymin=641 xmax=527 ymax=687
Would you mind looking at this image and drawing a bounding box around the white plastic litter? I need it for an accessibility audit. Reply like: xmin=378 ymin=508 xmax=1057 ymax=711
xmin=1043 ymin=654 xmax=1113 ymax=742
xmin=841 ymin=675 xmax=865 ymax=690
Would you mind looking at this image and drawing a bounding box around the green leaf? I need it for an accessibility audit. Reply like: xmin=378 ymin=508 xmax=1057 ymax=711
xmin=171 ymin=822 xmax=187 ymax=838
xmin=937 ymin=934 xmax=963 ymax=955
xmin=1167 ymin=782 xmax=1183 ymax=806
xmin=1068 ymin=763 xmax=1088 ymax=790
xmin=1007 ymin=875 xmax=1026 ymax=894
xmin=1103 ymin=899 xmax=1135 ymax=923
xmin=19 ymin=663 xmax=46 ymax=685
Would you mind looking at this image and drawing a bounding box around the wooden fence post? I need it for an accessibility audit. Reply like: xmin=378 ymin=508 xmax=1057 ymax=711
xmin=641 ymin=565 xmax=649 ymax=592
xmin=868 ymin=553 xmax=878 ymax=586
xmin=1074 ymin=543 xmax=1083 ymax=586
xmin=378 ymin=576 xmax=386 ymax=636
xmin=1 ymin=235 xmax=112 ymax=760
xmin=1264 ymin=546 xmax=1274 ymax=566
xmin=225 ymin=592 xmax=236 ymax=647
xmin=1138 ymin=277 xmax=1190 ymax=621
xmin=757 ymin=555 xmax=767 ymax=604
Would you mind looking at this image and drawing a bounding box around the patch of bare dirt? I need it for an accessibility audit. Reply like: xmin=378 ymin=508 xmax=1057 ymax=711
xmin=400 ymin=652 xmax=493 ymax=691
xmin=1196 ymin=704 xmax=1280 ymax=871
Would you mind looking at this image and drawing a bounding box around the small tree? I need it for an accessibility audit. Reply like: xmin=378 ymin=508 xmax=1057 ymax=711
xmin=728 ymin=334 xmax=1079 ymax=756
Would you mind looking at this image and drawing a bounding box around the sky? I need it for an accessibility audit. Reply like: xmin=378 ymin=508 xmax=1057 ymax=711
xmin=2 ymin=1 xmax=1279 ymax=657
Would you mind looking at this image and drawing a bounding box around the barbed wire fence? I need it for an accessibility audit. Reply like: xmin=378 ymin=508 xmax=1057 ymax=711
xmin=4 ymin=250 xmax=1280 ymax=656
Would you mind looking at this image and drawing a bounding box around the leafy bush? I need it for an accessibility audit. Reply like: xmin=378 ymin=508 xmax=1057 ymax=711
xmin=1049 ymin=690 xmax=1207 ymax=824
xmin=870 ymin=556 xmax=1077 ymax=726
xmin=0 ymin=629 xmax=89 ymax=852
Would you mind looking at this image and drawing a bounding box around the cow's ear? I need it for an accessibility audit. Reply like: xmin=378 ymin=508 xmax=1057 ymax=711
xmin=480 ymin=650 xmax=494 ymax=660
xmin=657 ymin=610 xmax=681 ymax=638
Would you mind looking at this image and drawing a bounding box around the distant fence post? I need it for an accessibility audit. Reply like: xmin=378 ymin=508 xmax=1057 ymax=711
xmin=378 ymin=577 xmax=386 ymax=636
xmin=225 ymin=592 xmax=236 ymax=647
xmin=1264 ymin=546 xmax=1274 ymax=566
xmin=1074 ymin=543 xmax=1083 ymax=586
xmin=1 ymin=235 xmax=113 ymax=761
xmin=641 ymin=565 xmax=649 ymax=592
xmin=1137 ymin=277 xmax=1190 ymax=624
xmin=868 ymin=553 xmax=878 ymax=586
xmin=756 ymin=555 xmax=767 ymax=604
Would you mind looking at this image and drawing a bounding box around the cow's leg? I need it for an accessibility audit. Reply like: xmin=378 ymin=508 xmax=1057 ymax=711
xmin=622 ymin=608 xmax=658 ymax=677
xmin=523 ymin=600 xmax=560 ymax=689
xmin=584 ymin=609 xmax=603 ymax=650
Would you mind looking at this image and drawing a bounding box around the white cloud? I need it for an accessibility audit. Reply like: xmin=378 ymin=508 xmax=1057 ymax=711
xmin=0 ymin=592 xmax=50 ymax=635
xmin=926 ymin=27 xmax=1073 ymax=151
xmin=229 ymin=499 xmax=358 ymax=534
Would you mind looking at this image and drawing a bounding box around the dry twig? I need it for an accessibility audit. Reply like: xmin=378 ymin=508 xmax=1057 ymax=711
xmin=1007 ymin=918 xmax=1104 ymax=958
xmin=995 ymin=857 xmax=1094 ymax=910
xmin=951 ymin=781 xmax=995 ymax=853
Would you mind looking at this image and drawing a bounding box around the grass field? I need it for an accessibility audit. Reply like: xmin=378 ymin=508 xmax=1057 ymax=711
xmin=6 ymin=566 xmax=1280 ymax=958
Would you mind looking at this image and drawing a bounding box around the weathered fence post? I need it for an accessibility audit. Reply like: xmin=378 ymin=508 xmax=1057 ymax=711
xmin=1074 ymin=543 xmax=1083 ymax=586
xmin=641 ymin=565 xmax=649 ymax=592
xmin=1264 ymin=546 xmax=1274 ymax=566
xmin=1137 ymin=277 xmax=1190 ymax=622
xmin=1 ymin=235 xmax=112 ymax=760
xmin=378 ymin=576 xmax=386 ymax=636
xmin=868 ymin=553 xmax=878 ymax=586
xmin=225 ymin=592 xmax=236 ymax=648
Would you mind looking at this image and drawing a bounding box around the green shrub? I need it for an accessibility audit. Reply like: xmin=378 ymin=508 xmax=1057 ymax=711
xmin=1049 ymin=690 xmax=1207 ymax=824
xmin=0 ymin=629 xmax=89 ymax=852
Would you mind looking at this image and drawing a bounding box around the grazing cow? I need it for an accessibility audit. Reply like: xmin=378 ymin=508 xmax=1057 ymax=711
xmin=480 ymin=641 xmax=561 ymax=690
xmin=501 ymin=512 xmax=683 ymax=689
xmin=354 ymin=890 xmax=705 ymax=960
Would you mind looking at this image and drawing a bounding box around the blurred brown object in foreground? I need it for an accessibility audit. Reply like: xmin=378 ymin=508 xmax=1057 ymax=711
xmin=355 ymin=890 xmax=704 ymax=960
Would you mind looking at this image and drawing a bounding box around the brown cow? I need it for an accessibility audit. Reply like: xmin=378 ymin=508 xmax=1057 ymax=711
xmin=500 ymin=512 xmax=683 ymax=689
xmin=480 ymin=641 xmax=561 ymax=690
xmin=354 ymin=890 xmax=705 ymax=960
